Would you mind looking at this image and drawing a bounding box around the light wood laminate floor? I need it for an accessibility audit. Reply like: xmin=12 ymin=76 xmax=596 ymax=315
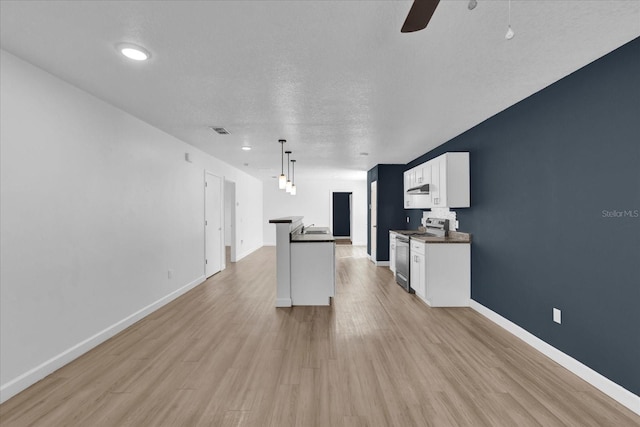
xmin=1 ymin=246 xmax=638 ymax=426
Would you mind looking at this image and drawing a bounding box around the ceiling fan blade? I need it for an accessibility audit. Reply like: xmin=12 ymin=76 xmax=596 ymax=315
xmin=401 ymin=0 xmax=440 ymax=33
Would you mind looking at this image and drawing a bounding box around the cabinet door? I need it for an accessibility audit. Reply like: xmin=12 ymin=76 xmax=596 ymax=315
xmin=410 ymin=253 xmax=425 ymax=297
xmin=414 ymin=167 xmax=423 ymax=184
xmin=437 ymin=155 xmax=447 ymax=207
xmin=431 ymin=159 xmax=441 ymax=206
xmin=404 ymin=170 xmax=415 ymax=208
xmin=413 ymin=163 xmax=431 ymax=209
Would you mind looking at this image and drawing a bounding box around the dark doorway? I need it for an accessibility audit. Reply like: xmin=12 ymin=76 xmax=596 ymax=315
xmin=332 ymin=192 xmax=352 ymax=239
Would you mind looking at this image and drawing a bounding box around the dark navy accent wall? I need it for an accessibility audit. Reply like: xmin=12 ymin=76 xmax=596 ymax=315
xmin=404 ymin=37 xmax=640 ymax=394
xmin=367 ymin=164 xmax=406 ymax=260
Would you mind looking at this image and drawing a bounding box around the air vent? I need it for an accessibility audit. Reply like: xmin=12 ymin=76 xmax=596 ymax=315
xmin=209 ymin=126 xmax=230 ymax=135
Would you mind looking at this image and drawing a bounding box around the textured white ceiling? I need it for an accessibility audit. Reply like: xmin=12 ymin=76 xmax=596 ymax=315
xmin=1 ymin=1 xmax=639 ymax=181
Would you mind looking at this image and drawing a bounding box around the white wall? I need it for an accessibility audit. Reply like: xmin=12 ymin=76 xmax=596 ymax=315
xmin=263 ymin=178 xmax=367 ymax=246
xmin=0 ymin=50 xmax=263 ymax=402
xmin=224 ymin=180 xmax=233 ymax=246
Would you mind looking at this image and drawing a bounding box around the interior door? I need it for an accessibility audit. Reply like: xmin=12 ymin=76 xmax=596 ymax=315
xmin=205 ymin=172 xmax=222 ymax=278
xmin=370 ymin=181 xmax=377 ymax=261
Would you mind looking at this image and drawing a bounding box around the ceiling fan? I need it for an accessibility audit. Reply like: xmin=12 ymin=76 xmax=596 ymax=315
xmin=401 ymin=0 xmax=440 ymax=33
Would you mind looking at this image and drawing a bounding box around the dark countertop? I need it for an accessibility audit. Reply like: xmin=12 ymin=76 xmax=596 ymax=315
xmin=269 ymin=216 xmax=304 ymax=224
xmin=290 ymin=227 xmax=335 ymax=243
xmin=391 ymin=230 xmax=472 ymax=244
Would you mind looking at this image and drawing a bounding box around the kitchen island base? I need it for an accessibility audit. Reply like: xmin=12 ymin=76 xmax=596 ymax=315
xmin=269 ymin=217 xmax=336 ymax=307
xmin=291 ymin=241 xmax=335 ymax=306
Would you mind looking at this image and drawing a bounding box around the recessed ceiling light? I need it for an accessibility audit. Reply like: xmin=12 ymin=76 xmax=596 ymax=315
xmin=241 ymin=146 xmax=252 ymax=151
xmin=360 ymin=152 xmax=369 ymax=156
xmin=117 ymin=43 xmax=150 ymax=61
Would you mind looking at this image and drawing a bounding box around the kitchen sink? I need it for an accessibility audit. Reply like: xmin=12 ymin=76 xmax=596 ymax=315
xmin=305 ymin=230 xmax=328 ymax=234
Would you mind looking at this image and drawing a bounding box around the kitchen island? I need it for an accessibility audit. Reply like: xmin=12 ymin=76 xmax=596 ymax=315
xmin=269 ymin=217 xmax=336 ymax=307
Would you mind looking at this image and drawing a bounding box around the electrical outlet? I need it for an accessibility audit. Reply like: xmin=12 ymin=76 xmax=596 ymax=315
xmin=406 ymin=216 xmax=410 ymax=223
xmin=553 ymin=308 xmax=561 ymax=324
xmin=168 ymin=269 xmax=174 ymax=279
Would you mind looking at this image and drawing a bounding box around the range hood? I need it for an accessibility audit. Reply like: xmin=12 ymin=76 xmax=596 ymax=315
xmin=406 ymin=184 xmax=430 ymax=194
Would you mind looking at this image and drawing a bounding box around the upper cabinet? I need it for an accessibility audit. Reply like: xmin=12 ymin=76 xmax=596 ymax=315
xmin=403 ymin=152 xmax=470 ymax=209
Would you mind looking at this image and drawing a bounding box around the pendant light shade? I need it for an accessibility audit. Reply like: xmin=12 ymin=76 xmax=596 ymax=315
xmin=290 ymin=160 xmax=296 ymax=196
xmin=285 ymin=151 xmax=292 ymax=193
xmin=505 ymin=0 xmax=514 ymax=40
xmin=278 ymin=140 xmax=286 ymax=189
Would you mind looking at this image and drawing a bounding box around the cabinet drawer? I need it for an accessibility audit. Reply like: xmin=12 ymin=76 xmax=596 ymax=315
xmin=410 ymin=240 xmax=425 ymax=255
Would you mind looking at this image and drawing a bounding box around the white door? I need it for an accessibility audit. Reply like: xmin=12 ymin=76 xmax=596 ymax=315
xmin=205 ymin=172 xmax=222 ymax=278
xmin=370 ymin=181 xmax=377 ymax=262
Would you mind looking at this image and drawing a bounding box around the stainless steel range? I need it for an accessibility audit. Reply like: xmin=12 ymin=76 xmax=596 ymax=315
xmin=394 ymin=218 xmax=449 ymax=292
xmin=395 ymin=235 xmax=411 ymax=292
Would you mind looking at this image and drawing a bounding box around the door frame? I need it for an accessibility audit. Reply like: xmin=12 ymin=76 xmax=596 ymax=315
xmin=370 ymin=181 xmax=377 ymax=263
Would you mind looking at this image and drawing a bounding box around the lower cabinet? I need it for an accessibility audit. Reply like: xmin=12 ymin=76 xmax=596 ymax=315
xmin=410 ymin=239 xmax=470 ymax=307
xmin=410 ymin=240 xmax=425 ymax=297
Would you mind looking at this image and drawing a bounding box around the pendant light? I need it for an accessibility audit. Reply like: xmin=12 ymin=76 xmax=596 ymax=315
xmin=505 ymin=0 xmax=514 ymax=40
xmin=278 ymin=140 xmax=286 ymax=189
xmin=290 ymin=160 xmax=297 ymax=196
xmin=285 ymin=151 xmax=292 ymax=193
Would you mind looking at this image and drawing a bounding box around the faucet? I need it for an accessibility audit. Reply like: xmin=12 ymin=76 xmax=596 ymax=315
xmin=302 ymin=223 xmax=314 ymax=234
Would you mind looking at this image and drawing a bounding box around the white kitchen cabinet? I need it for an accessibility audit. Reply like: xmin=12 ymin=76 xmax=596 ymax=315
xmin=425 ymin=243 xmax=470 ymax=307
xmin=411 ymin=240 xmax=470 ymax=307
xmin=389 ymin=232 xmax=398 ymax=273
xmin=404 ymin=168 xmax=416 ymax=208
xmin=433 ymin=152 xmax=469 ymax=208
xmin=410 ymin=240 xmax=425 ymax=298
xmin=430 ymin=158 xmax=441 ymax=206
xmin=403 ymin=152 xmax=470 ymax=209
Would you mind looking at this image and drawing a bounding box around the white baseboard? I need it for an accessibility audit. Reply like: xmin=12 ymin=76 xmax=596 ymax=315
xmin=0 ymin=275 xmax=206 ymax=404
xmin=275 ymin=298 xmax=292 ymax=307
xmin=470 ymin=300 xmax=640 ymax=416
xmin=367 ymin=255 xmax=389 ymax=267
xmin=235 ymin=244 xmax=262 ymax=262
